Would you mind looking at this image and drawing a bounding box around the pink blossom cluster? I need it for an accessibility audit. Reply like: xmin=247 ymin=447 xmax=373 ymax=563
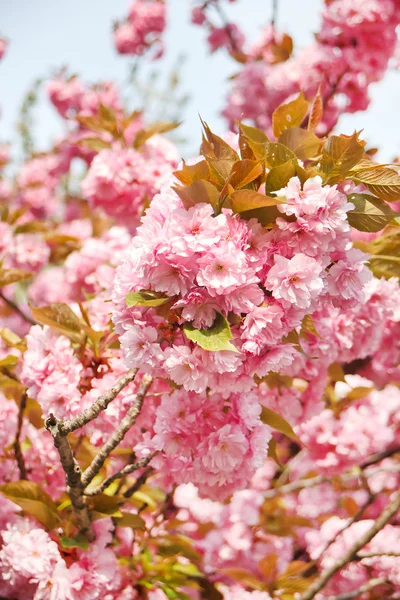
xmin=81 ymin=136 xmax=179 ymax=227
xmin=112 ymin=173 xmax=369 ymax=396
xmin=224 ymin=0 xmax=400 ymax=133
xmin=143 ymin=388 xmax=271 ymax=499
xmin=47 ymin=77 xmax=121 ymax=120
xmin=114 ymin=0 xmax=166 ymax=59
xmin=0 ymin=516 xmax=129 ymax=600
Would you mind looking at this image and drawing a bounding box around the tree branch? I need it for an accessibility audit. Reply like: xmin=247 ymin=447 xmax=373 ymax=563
xmin=325 ymin=578 xmax=388 ymax=600
xmin=85 ymin=453 xmax=156 ymax=496
xmin=13 ymin=391 xmax=27 ymax=479
xmin=81 ymin=374 xmax=153 ymax=488
xmin=62 ymin=368 xmax=138 ymax=434
xmin=0 ymin=291 xmax=36 ymax=326
xmin=45 ymin=413 xmax=94 ymax=541
xmin=123 ymin=465 xmax=155 ymax=498
xmin=300 ymin=489 xmax=400 ymax=600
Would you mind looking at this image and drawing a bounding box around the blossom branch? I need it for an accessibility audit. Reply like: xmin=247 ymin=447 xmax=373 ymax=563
xmin=81 ymin=374 xmax=153 ymax=488
xmin=325 ymin=578 xmax=388 ymax=600
xmin=0 ymin=291 xmax=36 ymax=326
xmin=85 ymin=453 xmax=156 ymax=496
xmin=300 ymin=489 xmax=400 ymax=600
xmin=45 ymin=413 xmax=94 ymax=541
xmin=62 ymin=368 xmax=138 ymax=434
xmin=13 ymin=391 xmax=27 ymax=479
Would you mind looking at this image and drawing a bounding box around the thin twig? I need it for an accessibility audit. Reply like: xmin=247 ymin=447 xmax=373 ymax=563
xmin=123 ymin=465 xmax=155 ymax=498
xmin=357 ymin=551 xmax=400 ymax=559
xmin=300 ymin=489 xmax=400 ymax=600
xmin=314 ymin=495 xmax=376 ymax=562
xmin=0 ymin=291 xmax=36 ymax=326
xmin=271 ymin=0 xmax=278 ymax=27
xmin=81 ymin=374 xmax=153 ymax=488
xmin=325 ymin=578 xmax=388 ymax=600
xmin=13 ymin=392 xmax=27 ymax=479
xmin=45 ymin=413 xmax=94 ymax=541
xmin=85 ymin=453 xmax=156 ymax=496
xmin=62 ymin=368 xmax=138 ymax=434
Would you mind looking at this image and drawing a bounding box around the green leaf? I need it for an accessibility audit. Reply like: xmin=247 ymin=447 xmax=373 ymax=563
xmin=230 ymin=190 xmax=284 ymax=213
xmin=77 ymin=137 xmax=112 ymax=151
xmin=300 ymin=314 xmax=321 ymax=339
xmin=29 ymin=303 xmax=83 ymax=342
xmin=183 ymin=313 xmax=238 ymax=352
xmin=172 ymin=180 xmax=219 ymax=210
xmin=272 ymin=92 xmax=309 ymax=139
xmin=279 ymin=128 xmax=321 ymax=161
xmin=172 ymin=562 xmax=203 ymax=577
xmin=368 ymin=254 xmax=400 ymax=279
xmin=320 ymin=133 xmax=365 ymax=183
xmin=0 ymin=268 xmax=32 ymax=287
xmin=264 ymin=143 xmax=298 ymax=193
xmin=238 ymin=123 xmax=269 ymax=160
xmin=126 ymin=291 xmax=170 ymax=308
xmin=350 ymin=165 xmax=400 ymax=203
xmin=60 ymin=534 xmax=89 ymax=550
xmin=260 ymin=406 xmax=301 ymax=443
xmin=115 ymin=512 xmax=146 ymax=530
xmin=14 ymin=221 xmax=48 ymax=234
xmin=134 ymin=121 xmax=180 ymax=149
xmin=267 ymin=437 xmax=282 ymax=467
xmin=0 ymin=355 xmax=19 ymax=368
xmin=0 ymin=481 xmax=60 ymax=529
xmin=347 ymin=193 xmax=399 ymax=232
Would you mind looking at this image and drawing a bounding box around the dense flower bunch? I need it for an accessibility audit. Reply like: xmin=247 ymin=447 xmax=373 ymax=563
xmin=191 ymin=0 xmax=400 ymax=134
xmin=114 ymin=0 xmax=166 ymax=59
xmin=2 ymin=3 xmax=400 ymax=600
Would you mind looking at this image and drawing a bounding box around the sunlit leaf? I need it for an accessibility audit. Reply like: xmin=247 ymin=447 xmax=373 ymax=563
xmin=172 ymin=180 xmax=219 ymax=210
xmin=347 ymin=193 xmax=398 ymax=232
xmin=320 ymin=132 xmax=365 ymax=183
xmin=200 ymin=119 xmax=239 ymax=162
xmin=272 ymin=92 xmax=309 ymax=139
xmin=300 ymin=314 xmax=321 ymax=340
xmin=60 ymin=534 xmax=89 ymax=550
xmin=0 ymin=268 xmax=32 ymax=287
xmin=350 ymin=164 xmax=400 ymax=203
xmin=29 ymin=303 xmax=83 ymax=342
xmin=173 ymin=160 xmax=210 ymax=185
xmin=228 ymin=159 xmax=264 ymax=190
xmin=230 ymin=190 xmax=284 ymax=213
xmin=219 ymin=568 xmax=265 ymax=591
xmin=115 ymin=512 xmax=146 ymax=530
xmin=260 ymin=406 xmax=300 ymax=443
xmin=0 ymin=481 xmax=59 ymax=529
xmin=238 ymin=123 xmax=269 ymax=160
xmin=308 ymin=86 xmax=323 ymax=132
xmin=279 ymin=128 xmax=321 ymax=161
xmin=77 ymin=137 xmax=112 ymax=151
xmin=134 ymin=121 xmax=180 ymax=148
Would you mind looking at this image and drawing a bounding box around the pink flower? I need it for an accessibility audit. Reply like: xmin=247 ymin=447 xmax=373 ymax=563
xmin=328 ymin=248 xmax=371 ymax=304
xmin=265 ymin=254 xmax=324 ymax=309
xmin=196 ymin=242 xmax=251 ymax=295
xmin=120 ymin=324 xmax=163 ymax=370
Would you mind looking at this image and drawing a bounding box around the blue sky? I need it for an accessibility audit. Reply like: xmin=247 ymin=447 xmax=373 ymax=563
xmin=1 ymin=0 xmax=399 ymax=161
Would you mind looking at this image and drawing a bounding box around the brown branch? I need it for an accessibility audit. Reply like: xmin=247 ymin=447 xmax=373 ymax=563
xmin=300 ymin=489 xmax=400 ymax=600
xmin=361 ymin=445 xmax=400 ymax=469
xmin=81 ymin=374 xmax=153 ymax=488
xmin=271 ymin=0 xmax=278 ymax=27
xmin=62 ymin=368 xmax=138 ymax=434
xmin=13 ymin=392 xmax=27 ymax=479
xmin=123 ymin=465 xmax=155 ymax=498
xmin=264 ymin=474 xmax=327 ymax=499
xmin=45 ymin=413 xmax=94 ymax=541
xmin=0 ymin=291 xmax=36 ymax=326
xmin=85 ymin=453 xmax=156 ymax=496
xmin=325 ymin=578 xmax=388 ymax=600
xmin=357 ymin=551 xmax=400 ymax=559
